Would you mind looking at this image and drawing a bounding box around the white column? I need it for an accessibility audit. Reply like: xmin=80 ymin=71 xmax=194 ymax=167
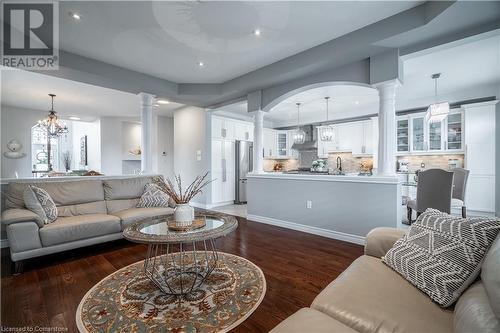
xmin=375 ymin=80 xmax=399 ymax=175
xmin=252 ymin=110 xmax=265 ymax=173
xmin=139 ymin=92 xmax=155 ymax=174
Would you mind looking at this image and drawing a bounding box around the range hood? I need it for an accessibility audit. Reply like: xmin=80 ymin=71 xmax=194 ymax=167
xmin=291 ymin=125 xmax=317 ymax=151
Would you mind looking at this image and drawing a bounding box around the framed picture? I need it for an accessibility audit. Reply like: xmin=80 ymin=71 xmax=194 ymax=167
xmin=80 ymin=135 xmax=88 ymax=166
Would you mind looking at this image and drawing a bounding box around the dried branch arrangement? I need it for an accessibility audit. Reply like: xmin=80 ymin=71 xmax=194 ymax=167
xmin=153 ymin=172 xmax=213 ymax=204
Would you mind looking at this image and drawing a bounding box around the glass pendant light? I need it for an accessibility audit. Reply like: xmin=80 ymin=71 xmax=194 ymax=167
xmin=319 ymin=96 xmax=334 ymax=142
xmin=293 ymin=102 xmax=306 ymax=144
xmin=38 ymin=94 xmax=69 ymax=138
xmin=425 ymin=73 xmax=449 ymax=123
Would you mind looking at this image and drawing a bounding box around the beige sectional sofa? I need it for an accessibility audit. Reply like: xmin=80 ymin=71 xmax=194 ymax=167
xmin=1 ymin=176 xmax=174 ymax=269
xmin=271 ymin=227 xmax=500 ymax=333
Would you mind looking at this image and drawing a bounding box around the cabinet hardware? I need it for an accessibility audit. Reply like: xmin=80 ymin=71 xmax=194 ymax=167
xmin=221 ymin=128 xmax=227 ymax=138
xmin=222 ymin=159 xmax=227 ymax=182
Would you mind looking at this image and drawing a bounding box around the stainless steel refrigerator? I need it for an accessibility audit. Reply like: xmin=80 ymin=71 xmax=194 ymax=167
xmin=234 ymin=140 xmax=253 ymax=204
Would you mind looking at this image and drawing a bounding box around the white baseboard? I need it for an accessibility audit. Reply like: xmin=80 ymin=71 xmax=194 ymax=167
xmin=247 ymin=214 xmax=365 ymax=245
xmin=1 ymin=239 xmax=9 ymax=248
xmin=190 ymin=202 xmax=208 ymax=209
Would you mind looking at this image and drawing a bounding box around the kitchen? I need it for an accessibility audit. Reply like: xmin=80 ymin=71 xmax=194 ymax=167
xmin=206 ymin=35 xmax=499 ymax=242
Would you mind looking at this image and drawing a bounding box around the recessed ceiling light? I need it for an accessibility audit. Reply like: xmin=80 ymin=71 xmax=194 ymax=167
xmin=154 ymin=103 xmax=160 ymax=107
xmin=70 ymin=12 xmax=82 ymax=21
xmin=355 ymin=101 xmax=360 ymax=105
xmin=253 ymin=29 xmax=261 ymax=36
xmin=69 ymin=116 xmax=81 ymax=120
xmin=198 ymin=61 xmax=204 ymax=67
xmin=157 ymin=99 xmax=170 ymax=105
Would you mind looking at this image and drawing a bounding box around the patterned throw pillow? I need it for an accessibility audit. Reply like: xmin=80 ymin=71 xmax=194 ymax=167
xmin=24 ymin=185 xmax=58 ymax=224
xmin=137 ymin=183 xmax=170 ymax=208
xmin=383 ymin=209 xmax=500 ymax=307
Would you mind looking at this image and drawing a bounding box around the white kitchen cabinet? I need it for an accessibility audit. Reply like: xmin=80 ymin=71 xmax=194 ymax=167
xmin=463 ymin=101 xmax=496 ymax=214
xmin=212 ymin=117 xmax=234 ymax=139
xmin=410 ymin=115 xmax=426 ymax=152
xmin=396 ymin=116 xmax=410 ymax=153
xmin=211 ymin=139 xmax=235 ymax=204
xmin=276 ymin=131 xmax=288 ymax=157
xmin=263 ymin=128 xmax=276 ymax=158
xmin=287 ymin=130 xmax=299 ymax=159
xmin=233 ymin=121 xmax=253 ymax=141
xmin=445 ymin=112 xmax=463 ymax=151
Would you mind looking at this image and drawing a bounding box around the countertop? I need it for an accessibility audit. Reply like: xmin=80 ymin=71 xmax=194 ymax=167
xmin=248 ymin=172 xmax=399 ymax=184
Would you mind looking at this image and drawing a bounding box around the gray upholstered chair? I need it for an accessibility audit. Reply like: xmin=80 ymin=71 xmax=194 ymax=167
xmin=406 ymin=169 xmax=454 ymax=224
xmin=451 ymin=168 xmax=470 ymax=218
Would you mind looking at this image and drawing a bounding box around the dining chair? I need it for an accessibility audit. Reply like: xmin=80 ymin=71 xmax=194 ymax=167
xmin=406 ymin=169 xmax=454 ymax=224
xmin=451 ymin=168 xmax=470 ymax=218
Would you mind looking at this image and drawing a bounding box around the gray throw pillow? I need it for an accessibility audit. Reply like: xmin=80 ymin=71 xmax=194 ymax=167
xmin=137 ymin=183 xmax=170 ymax=208
xmin=23 ymin=185 xmax=58 ymax=224
xmin=383 ymin=208 xmax=500 ymax=307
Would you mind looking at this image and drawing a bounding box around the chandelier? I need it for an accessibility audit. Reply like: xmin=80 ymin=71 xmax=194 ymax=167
xmin=425 ymin=73 xmax=449 ymax=123
xmin=319 ymin=96 xmax=335 ymax=141
xmin=38 ymin=94 xmax=69 ymax=138
xmin=293 ymin=102 xmax=306 ymax=144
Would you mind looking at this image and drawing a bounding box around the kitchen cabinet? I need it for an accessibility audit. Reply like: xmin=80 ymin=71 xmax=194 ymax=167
xmin=396 ymin=117 xmax=409 ymax=152
xmin=317 ymin=119 xmax=376 ymax=157
xmin=276 ymin=131 xmax=288 ymax=157
xmin=211 ymin=139 xmax=235 ymax=204
xmin=400 ymin=110 xmax=464 ymax=155
xmin=287 ymin=130 xmax=299 ymax=159
xmin=212 ymin=116 xmax=253 ymax=142
xmin=234 ymin=121 xmax=253 ymax=141
xmin=463 ymin=101 xmax=496 ymax=214
xmin=263 ymin=128 xmax=276 ymax=158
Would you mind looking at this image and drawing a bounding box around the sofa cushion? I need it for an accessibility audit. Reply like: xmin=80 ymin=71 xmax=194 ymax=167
xmin=6 ymin=179 xmax=104 ymax=209
xmin=106 ymin=199 xmax=140 ymax=214
xmin=482 ymin=234 xmax=500 ymax=317
xmin=111 ymin=207 xmax=174 ymax=228
xmin=454 ymin=282 xmax=500 ymax=333
xmin=364 ymin=227 xmax=406 ymax=258
xmin=383 ymin=209 xmax=500 ymax=307
xmin=269 ymin=308 xmax=357 ymax=333
xmin=1 ymin=209 xmax=43 ymax=227
xmin=39 ymin=214 xmax=121 ymax=247
xmin=57 ymin=201 xmax=107 ymax=217
xmin=25 ymin=186 xmax=58 ymax=224
xmin=103 ymin=177 xmax=154 ymax=200
xmin=311 ymin=255 xmax=453 ymax=333
xmin=137 ymin=183 xmax=170 ymax=208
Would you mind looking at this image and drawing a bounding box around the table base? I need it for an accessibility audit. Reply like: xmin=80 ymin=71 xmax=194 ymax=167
xmin=143 ymin=239 xmax=218 ymax=295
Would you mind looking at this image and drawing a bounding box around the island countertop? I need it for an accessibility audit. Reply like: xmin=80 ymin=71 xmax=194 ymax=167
xmin=247 ymin=172 xmax=399 ymax=184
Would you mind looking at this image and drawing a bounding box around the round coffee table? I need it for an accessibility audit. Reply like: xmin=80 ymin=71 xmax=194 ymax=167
xmin=123 ymin=213 xmax=238 ymax=295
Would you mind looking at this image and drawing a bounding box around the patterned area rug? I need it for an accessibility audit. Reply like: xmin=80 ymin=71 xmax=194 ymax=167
xmin=76 ymin=252 xmax=266 ymax=333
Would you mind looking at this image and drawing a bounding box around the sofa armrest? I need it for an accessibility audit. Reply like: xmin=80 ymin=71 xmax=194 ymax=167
xmin=1 ymin=209 xmax=43 ymax=228
xmin=364 ymin=227 xmax=406 ymax=258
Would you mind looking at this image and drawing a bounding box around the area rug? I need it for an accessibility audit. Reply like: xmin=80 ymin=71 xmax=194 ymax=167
xmin=76 ymin=252 xmax=266 ymax=333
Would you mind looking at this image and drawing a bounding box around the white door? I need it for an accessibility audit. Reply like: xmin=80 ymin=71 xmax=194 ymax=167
xmin=263 ymin=128 xmax=276 ymax=158
xmin=222 ymin=140 xmax=235 ymax=202
xmin=211 ymin=139 xmax=224 ymax=203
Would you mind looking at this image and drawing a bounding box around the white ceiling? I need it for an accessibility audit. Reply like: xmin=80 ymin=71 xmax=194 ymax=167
xmin=0 ymin=68 xmax=184 ymax=120
xmin=59 ymin=1 xmax=421 ymax=83
xmin=219 ymin=34 xmax=500 ymax=127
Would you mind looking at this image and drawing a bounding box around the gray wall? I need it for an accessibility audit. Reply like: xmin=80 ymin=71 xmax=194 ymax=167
xmin=157 ymin=116 xmax=175 ymax=180
xmin=173 ymin=106 xmax=209 ymax=205
xmin=247 ymin=177 xmax=401 ymax=238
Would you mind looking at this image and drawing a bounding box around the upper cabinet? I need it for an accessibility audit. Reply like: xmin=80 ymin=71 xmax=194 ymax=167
xmin=262 ymin=129 xmax=297 ymax=159
xmin=397 ymin=109 xmax=464 ymax=155
xmin=212 ymin=116 xmax=253 ymax=142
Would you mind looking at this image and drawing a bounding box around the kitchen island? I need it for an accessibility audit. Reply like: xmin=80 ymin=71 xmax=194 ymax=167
xmin=246 ymin=172 xmax=402 ymax=244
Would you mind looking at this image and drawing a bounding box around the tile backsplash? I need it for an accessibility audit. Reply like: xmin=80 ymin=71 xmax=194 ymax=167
xmin=264 ymin=152 xmax=373 ymax=173
xmin=396 ymin=154 xmax=465 ymax=171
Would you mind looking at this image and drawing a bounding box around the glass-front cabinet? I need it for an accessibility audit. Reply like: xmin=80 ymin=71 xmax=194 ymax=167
xmin=396 ymin=118 xmax=409 ymax=152
xmin=446 ymin=112 xmax=463 ymax=150
xmin=276 ymin=131 xmax=288 ymax=157
xmin=396 ymin=110 xmax=464 ymax=154
xmin=411 ymin=116 xmax=425 ymax=151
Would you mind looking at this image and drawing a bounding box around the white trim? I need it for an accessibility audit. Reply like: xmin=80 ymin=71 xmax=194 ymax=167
xmin=189 ymin=201 xmax=208 ymax=209
xmin=0 ymin=239 xmax=9 ymax=248
xmin=193 ymin=201 xmax=236 ymax=209
xmin=247 ymin=214 xmax=365 ymax=245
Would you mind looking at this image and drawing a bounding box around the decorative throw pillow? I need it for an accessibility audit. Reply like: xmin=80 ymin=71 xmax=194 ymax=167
xmin=137 ymin=183 xmax=170 ymax=208
xmin=23 ymin=185 xmax=58 ymax=224
xmin=383 ymin=208 xmax=500 ymax=307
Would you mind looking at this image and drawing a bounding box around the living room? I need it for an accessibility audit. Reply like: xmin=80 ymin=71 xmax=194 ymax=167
xmin=1 ymin=1 xmax=500 ymax=332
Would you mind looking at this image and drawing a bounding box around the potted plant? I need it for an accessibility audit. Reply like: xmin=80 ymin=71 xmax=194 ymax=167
xmin=153 ymin=172 xmax=213 ymax=226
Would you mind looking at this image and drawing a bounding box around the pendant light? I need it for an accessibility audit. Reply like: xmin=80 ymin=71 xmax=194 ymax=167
xmin=319 ymin=96 xmax=334 ymax=142
xmin=425 ymin=73 xmax=449 ymax=123
xmin=293 ymin=102 xmax=306 ymax=144
xmin=38 ymin=94 xmax=69 ymax=138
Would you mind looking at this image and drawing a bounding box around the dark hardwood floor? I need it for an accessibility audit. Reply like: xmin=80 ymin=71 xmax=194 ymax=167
xmin=1 ymin=215 xmax=363 ymax=332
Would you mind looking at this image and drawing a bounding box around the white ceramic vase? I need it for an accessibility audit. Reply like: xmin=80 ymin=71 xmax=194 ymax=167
xmin=174 ymin=203 xmax=194 ymax=226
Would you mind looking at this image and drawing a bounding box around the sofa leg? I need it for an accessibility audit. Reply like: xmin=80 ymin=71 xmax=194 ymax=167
xmin=462 ymin=206 xmax=467 ymax=218
xmin=13 ymin=261 xmax=24 ymax=275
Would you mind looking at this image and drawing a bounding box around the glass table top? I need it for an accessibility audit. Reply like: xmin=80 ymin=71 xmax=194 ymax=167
xmin=140 ymin=216 xmax=225 ymax=236
xmin=123 ymin=213 xmax=238 ymax=244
